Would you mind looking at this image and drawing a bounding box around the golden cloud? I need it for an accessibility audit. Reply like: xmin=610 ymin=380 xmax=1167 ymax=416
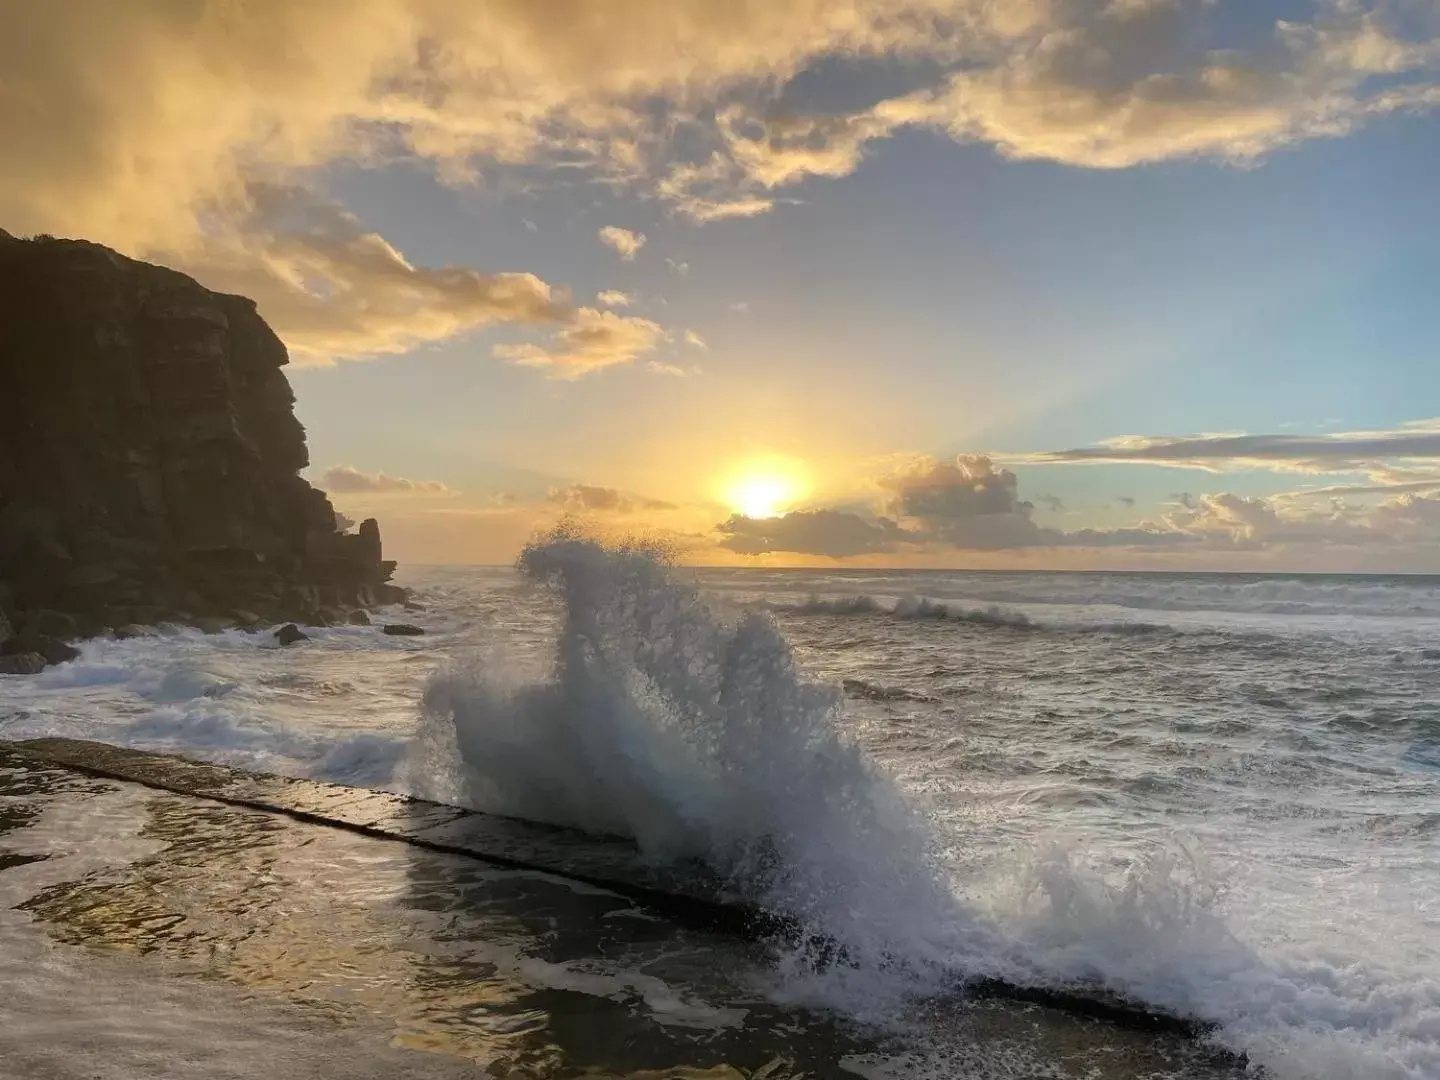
xmin=4 ymin=0 xmax=1436 ymax=365
xmin=495 ymin=307 xmax=666 ymax=377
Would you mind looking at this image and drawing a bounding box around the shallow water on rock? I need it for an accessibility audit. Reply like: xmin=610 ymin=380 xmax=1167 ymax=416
xmin=1 ymin=749 xmax=1238 ymax=1079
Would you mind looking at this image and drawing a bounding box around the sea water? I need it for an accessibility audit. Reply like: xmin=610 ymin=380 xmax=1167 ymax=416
xmin=2 ymin=537 xmax=1438 ymax=1078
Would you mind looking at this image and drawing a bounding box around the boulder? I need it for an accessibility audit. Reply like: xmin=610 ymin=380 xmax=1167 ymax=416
xmin=376 ymin=584 xmax=408 ymax=606
xmin=111 ymin=624 xmax=155 ymax=640
xmin=2 ymin=631 xmax=80 ymax=666
xmin=274 ymin=623 xmax=309 ymax=646
xmin=0 ymin=651 xmax=47 ymax=675
xmin=347 ymin=609 xmax=371 ymax=626
xmin=193 ymin=616 xmax=232 ymax=635
xmin=382 ymin=623 xmax=425 ymax=637
xmin=28 ymin=608 xmax=77 ymax=639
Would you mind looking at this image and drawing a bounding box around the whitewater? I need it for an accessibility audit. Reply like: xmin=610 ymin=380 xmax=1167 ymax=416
xmin=2 ymin=537 xmax=1438 ymax=1078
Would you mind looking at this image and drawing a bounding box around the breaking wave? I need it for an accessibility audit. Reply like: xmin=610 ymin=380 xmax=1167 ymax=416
xmin=413 ymin=535 xmax=1440 ymax=1076
xmin=768 ymin=593 xmax=1172 ymax=635
xmin=417 ymin=533 xmax=1000 ymax=1004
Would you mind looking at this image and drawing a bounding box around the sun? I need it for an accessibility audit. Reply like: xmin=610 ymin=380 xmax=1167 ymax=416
xmin=730 ymin=475 xmax=790 ymax=518
xmin=718 ymin=457 xmax=810 ymax=519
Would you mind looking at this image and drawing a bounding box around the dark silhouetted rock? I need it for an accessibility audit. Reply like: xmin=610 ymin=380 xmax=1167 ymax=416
xmin=275 ymin=623 xmax=309 ymax=646
xmin=2 ymin=630 xmax=80 ymax=665
xmin=0 ymin=233 xmax=408 ymax=639
xmin=29 ymin=609 xmax=77 ymax=639
xmin=347 ymin=609 xmax=371 ymax=625
xmin=356 ymin=518 xmax=382 ymax=566
xmin=403 ymin=600 xmax=426 ymax=612
xmin=69 ymin=564 xmax=121 ymax=589
xmin=376 ymin=584 xmax=407 ymax=606
xmin=193 ymin=616 xmax=232 ymax=635
xmin=382 ymin=623 xmax=425 ymax=636
xmin=0 ymin=651 xmax=47 ymax=675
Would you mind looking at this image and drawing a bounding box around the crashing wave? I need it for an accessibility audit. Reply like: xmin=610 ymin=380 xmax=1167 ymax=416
xmin=419 ymin=531 xmax=996 ymax=1000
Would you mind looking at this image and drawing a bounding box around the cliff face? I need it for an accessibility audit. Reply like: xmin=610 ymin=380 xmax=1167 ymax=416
xmin=0 ymin=232 xmax=400 ymax=646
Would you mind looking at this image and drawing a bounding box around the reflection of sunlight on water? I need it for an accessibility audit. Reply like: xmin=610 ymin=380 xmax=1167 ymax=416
xmin=7 ymin=778 xmax=830 ymax=1073
xmin=0 ymin=752 xmax=1246 ymax=1079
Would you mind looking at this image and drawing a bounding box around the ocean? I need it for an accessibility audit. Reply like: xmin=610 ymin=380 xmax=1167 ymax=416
xmin=2 ymin=538 xmax=1438 ymax=1079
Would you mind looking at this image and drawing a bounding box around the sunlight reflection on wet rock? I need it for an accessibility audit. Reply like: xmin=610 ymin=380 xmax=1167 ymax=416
xmin=0 ymin=748 xmax=1245 ymax=1079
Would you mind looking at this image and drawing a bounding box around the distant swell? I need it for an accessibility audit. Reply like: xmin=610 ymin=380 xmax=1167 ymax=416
xmin=768 ymin=594 xmax=1169 ymax=636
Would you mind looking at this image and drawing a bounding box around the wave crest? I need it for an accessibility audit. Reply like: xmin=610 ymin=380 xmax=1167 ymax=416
xmin=419 ymin=533 xmax=994 ymax=1001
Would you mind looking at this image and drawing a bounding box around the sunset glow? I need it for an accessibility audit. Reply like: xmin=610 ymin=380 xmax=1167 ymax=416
xmin=719 ymin=459 xmax=810 ymax=519
xmin=5 ymin=2 xmax=1438 ymax=570
xmin=5 ymin=9 xmax=1436 ymax=1074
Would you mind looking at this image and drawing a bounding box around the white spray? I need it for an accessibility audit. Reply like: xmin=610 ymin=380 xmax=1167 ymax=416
xmin=419 ymin=532 xmax=1003 ymax=1007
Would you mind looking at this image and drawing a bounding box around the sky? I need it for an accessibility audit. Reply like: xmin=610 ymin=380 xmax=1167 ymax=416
xmin=4 ymin=0 xmax=1440 ymax=570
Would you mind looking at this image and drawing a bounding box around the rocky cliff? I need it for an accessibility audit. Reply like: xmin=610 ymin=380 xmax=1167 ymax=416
xmin=0 ymin=231 xmax=402 ymax=662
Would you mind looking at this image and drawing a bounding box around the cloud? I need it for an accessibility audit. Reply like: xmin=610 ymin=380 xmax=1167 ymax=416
xmin=1116 ymin=495 xmax=1136 ymax=508
xmin=730 ymin=301 xmax=750 ymax=314
xmin=718 ymin=509 xmax=905 ymax=558
xmin=1036 ymin=494 xmax=1065 ymax=512
xmin=320 ymin=464 xmax=451 ymax=494
xmin=598 ymin=226 xmax=646 ymax=260
xmin=879 ymin=454 xmax=1050 ymax=548
xmin=4 ymin=0 xmax=1437 ymax=366
xmin=182 ymin=183 xmax=567 ymax=362
xmin=720 ymin=454 xmax=1185 ymax=557
xmin=666 ymin=258 xmax=691 ymax=276
xmin=683 ymin=329 xmax=708 ymax=348
xmin=647 ymin=361 xmax=691 ymax=377
xmin=706 ymin=3 xmax=1440 ymax=199
xmin=717 ymin=458 xmax=1440 ymax=560
xmin=1279 ymin=477 xmax=1440 ymax=499
xmin=495 ymin=308 xmax=665 ymax=377
xmin=657 ymin=155 xmax=783 ymax=222
xmin=548 ymin=484 xmax=676 ymax=513
xmin=596 ymin=289 xmax=632 ymax=307
xmin=1014 ymin=420 xmax=1440 ymax=475
xmin=1158 ymin=489 xmax=1440 ymax=551
xmin=678 ymin=195 xmax=779 ymax=223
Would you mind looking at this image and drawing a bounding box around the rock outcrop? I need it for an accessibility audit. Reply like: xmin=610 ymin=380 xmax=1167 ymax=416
xmin=0 ymin=233 xmax=404 ymax=659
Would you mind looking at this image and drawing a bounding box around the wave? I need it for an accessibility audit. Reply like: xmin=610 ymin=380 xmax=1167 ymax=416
xmin=706 ymin=570 xmax=1440 ymax=620
xmin=417 ymin=532 xmax=991 ymax=1005
xmin=0 ymin=627 xmax=412 ymax=789
xmin=915 ymin=574 xmax=1440 ymax=619
xmin=841 ymin=678 xmax=938 ymax=704
xmin=768 ymin=593 xmax=1173 ymax=635
xmin=412 ymin=534 xmax=1440 ymax=1076
xmin=773 ymin=593 xmax=1036 ymax=628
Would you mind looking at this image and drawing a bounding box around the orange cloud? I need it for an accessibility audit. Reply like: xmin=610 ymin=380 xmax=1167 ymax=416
xmin=4 ymin=0 xmax=1435 ymax=365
